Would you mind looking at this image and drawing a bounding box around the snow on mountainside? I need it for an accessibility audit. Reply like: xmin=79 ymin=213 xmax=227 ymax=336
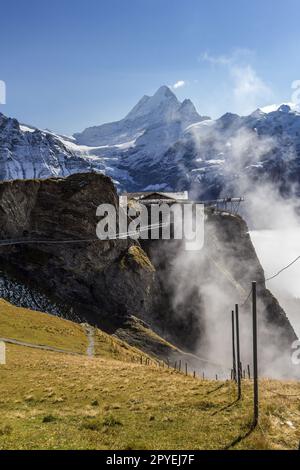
xmin=114 ymin=101 xmax=300 ymax=197
xmin=1 ymin=86 xmax=300 ymax=198
xmin=0 ymin=112 xmax=130 ymax=186
xmin=180 ymin=103 xmax=300 ymax=198
xmin=72 ymin=87 xmax=300 ymax=195
xmin=74 ymin=85 xmax=207 ymax=147
xmin=0 ymin=113 xmax=95 ymax=180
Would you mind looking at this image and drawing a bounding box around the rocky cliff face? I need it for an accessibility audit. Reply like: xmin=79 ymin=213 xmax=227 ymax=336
xmin=0 ymin=173 xmax=156 ymax=330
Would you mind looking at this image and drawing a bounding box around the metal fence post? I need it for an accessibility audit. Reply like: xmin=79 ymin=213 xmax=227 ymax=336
xmin=252 ymin=281 xmax=259 ymax=426
xmin=231 ymin=310 xmax=237 ymax=382
xmin=235 ymin=304 xmax=242 ymax=400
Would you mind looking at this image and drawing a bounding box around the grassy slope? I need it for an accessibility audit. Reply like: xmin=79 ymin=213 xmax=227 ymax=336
xmin=0 ymin=299 xmax=87 ymax=353
xmin=0 ymin=299 xmax=153 ymax=362
xmin=0 ymin=300 xmax=299 ymax=450
xmin=0 ymin=345 xmax=300 ymax=450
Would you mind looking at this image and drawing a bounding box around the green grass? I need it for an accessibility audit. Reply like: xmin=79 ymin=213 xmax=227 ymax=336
xmin=0 ymin=299 xmax=87 ymax=353
xmin=93 ymin=327 xmax=153 ymax=363
xmin=0 ymin=299 xmax=153 ymax=363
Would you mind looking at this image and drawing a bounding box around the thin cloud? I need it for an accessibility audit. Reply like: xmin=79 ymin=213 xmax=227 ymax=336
xmin=201 ymin=50 xmax=272 ymax=114
xmin=173 ymin=80 xmax=186 ymax=89
xmin=202 ymin=51 xmax=232 ymax=66
xmin=231 ymin=64 xmax=272 ymax=114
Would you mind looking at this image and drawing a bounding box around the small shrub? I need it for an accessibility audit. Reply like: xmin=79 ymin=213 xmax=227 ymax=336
xmin=42 ymin=415 xmax=56 ymax=423
xmin=0 ymin=425 xmax=12 ymax=436
xmin=102 ymin=414 xmax=122 ymax=427
xmin=197 ymin=400 xmax=216 ymax=410
xmin=80 ymin=418 xmax=102 ymax=431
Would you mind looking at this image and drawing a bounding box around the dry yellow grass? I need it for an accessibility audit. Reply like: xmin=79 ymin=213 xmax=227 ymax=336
xmin=0 ymin=299 xmax=299 ymax=450
xmin=0 ymin=343 xmax=299 ymax=450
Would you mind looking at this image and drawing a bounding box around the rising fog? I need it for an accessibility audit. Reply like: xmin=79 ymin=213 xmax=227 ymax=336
xmin=164 ymin=123 xmax=300 ymax=379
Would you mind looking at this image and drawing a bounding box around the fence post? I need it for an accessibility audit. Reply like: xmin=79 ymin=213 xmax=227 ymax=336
xmin=185 ymin=363 xmax=188 ymax=376
xmin=252 ymin=281 xmax=259 ymax=426
xmin=231 ymin=310 xmax=237 ymax=382
xmin=235 ymin=304 xmax=242 ymax=400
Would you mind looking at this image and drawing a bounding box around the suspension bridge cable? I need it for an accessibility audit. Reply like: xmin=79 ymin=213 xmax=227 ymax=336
xmin=0 ymin=221 xmax=169 ymax=247
xmin=241 ymin=254 xmax=300 ymax=306
xmin=265 ymin=255 xmax=300 ymax=282
xmin=241 ymin=288 xmax=253 ymax=306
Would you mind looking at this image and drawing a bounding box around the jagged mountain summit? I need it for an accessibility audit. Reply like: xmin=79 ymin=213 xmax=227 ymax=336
xmin=74 ymin=85 xmax=207 ymax=146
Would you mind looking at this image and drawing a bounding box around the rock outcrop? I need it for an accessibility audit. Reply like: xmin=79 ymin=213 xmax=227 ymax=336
xmin=0 ymin=173 xmax=156 ymax=329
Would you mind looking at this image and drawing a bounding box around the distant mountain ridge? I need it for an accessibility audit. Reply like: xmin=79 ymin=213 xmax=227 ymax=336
xmin=1 ymin=86 xmax=300 ymax=198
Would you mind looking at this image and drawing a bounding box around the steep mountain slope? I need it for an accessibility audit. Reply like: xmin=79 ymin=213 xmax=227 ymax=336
xmin=73 ymin=89 xmax=300 ymax=195
xmin=0 ymin=113 xmax=97 ymax=180
xmin=71 ymin=86 xmax=209 ymax=191
xmin=0 ymin=298 xmax=156 ymax=362
xmin=157 ymin=104 xmax=300 ymax=198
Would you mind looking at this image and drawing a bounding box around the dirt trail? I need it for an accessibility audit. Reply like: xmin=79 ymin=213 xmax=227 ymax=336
xmin=0 ymin=321 xmax=96 ymax=357
xmin=82 ymin=323 xmax=95 ymax=357
xmin=0 ymin=337 xmax=82 ymax=356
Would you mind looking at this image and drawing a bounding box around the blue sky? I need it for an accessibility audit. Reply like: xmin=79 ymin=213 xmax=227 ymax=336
xmin=1 ymin=0 xmax=300 ymax=134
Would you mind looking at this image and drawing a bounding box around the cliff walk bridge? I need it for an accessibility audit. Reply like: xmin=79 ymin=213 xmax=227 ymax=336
xmin=120 ymin=191 xmax=244 ymax=215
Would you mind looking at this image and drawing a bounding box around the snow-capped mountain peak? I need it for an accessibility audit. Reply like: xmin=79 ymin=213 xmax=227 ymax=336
xmin=260 ymin=102 xmax=300 ymax=114
xmin=74 ymin=85 xmax=204 ymax=147
xmin=124 ymin=85 xmax=179 ymax=122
